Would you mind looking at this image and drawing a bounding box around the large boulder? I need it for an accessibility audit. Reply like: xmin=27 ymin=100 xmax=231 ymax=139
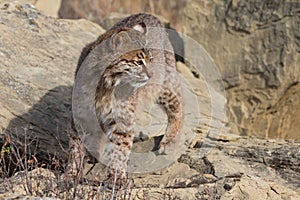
xmin=0 ymin=1 xmax=104 ymax=159
xmin=181 ymin=0 xmax=300 ymax=140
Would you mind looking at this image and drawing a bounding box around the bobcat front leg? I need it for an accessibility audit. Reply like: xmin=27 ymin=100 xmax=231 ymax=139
xmin=157 ymin=87 xmax=183 ymax=154
xmin=101 ymin=101 xmax=136 ymax=188
xmin=105 ymin=130 xmax=134 ymax=188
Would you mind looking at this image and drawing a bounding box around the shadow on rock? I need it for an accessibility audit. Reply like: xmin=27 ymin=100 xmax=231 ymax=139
xmin=166 ymin=24 xmax=185 ymax=63
xmin=2 ymin=85 xmax=73 ymax=164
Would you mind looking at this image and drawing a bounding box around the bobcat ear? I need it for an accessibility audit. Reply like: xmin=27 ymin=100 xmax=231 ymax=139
xmin=111 ymin=31 xmax=131 ymax=49
xmin=133 ymin=22 xmax=146 ymax=34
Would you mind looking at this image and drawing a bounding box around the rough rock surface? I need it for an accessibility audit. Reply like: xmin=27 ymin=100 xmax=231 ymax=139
xmin=181 ymin=0 xmax=300 ymax=140
xmin=1 ymin=136 xmax=300 ymax=199
xmin=0 ymin=1 xmax=105 ymax=159
xmin=0 ymin=1 xmax=299 ymax=199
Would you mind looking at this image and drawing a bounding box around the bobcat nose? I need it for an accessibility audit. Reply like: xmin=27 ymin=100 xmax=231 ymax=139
xmin=144 ymin=74 xmax=150 ymax=81
xmin=139 ymin=72 xmax=149 ymax=82
xmin=141 ymin=66 xmax=151 ymax=80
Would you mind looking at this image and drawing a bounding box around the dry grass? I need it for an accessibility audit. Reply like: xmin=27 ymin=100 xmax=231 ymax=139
xmin=0 ymin=129 xmax=182 ymax=200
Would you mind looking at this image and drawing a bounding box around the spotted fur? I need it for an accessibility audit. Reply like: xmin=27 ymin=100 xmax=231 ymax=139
xmin=70 ymin=13 xmax=183 ymax=188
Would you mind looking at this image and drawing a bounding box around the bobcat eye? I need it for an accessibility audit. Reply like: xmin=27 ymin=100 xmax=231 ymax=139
xmin=124 ymin=68 xmax=131 ymax=72
xmin=137 ymin=60 xmax=144 ymax=66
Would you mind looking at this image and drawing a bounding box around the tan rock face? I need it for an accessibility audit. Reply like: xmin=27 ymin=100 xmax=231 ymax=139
xmin=0 ymin=0 xmax=37 ymax=4
xmin=267 ymin=83 xmax=300 ymax=140
xmin=35 ymin=0 xmax=61 ymax=17
xmin=0 ymin=1 xmax=104 ymax=158
xmin=181 ymin=0 xmax=300 ymax=140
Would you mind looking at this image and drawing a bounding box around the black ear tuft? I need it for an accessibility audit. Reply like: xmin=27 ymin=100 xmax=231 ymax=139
xmin=133 ymin=22 xmax=146 ymax=34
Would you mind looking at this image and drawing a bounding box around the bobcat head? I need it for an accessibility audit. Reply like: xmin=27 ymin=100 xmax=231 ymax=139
xmin=102 ymin=25 xmax=151 ymax=89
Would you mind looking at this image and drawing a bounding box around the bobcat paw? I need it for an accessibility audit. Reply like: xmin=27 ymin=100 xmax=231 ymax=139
xmin=157 ymin=141 xmax=172 ymax=155
xmin=105 ymin=169 xmax=128 ymax=189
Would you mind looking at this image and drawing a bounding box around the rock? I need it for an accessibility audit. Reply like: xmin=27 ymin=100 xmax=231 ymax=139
xmin=181 ymin=0 xmax=300 ymax=140
xmin=2 ymin=146 xmax=299 ymax=199
xmin=35 ymin=0 xmax=61 ymax=18
xmin=0 ymin=0 xmax=36 ymax=4
xmin=268 ymin=84 xmax=300 ymax=140
xmin=221 ymin=175 xmax=299 ymax=200
xmin=205 ymin=138 xmax=300 ymax=189
xmin=0 ymin=1 xmax=105 ymax=159
xmin=100 ymin=12 xmax=129 ymax=30
xmin=82 ymin=134 xmax=300 ymax=199
xmin=58 ymin=0 xmax=187 ymax=31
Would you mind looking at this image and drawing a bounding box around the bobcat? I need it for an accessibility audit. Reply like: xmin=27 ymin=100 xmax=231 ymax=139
xmin=71 ymin=13 xmax=183 ymax=187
